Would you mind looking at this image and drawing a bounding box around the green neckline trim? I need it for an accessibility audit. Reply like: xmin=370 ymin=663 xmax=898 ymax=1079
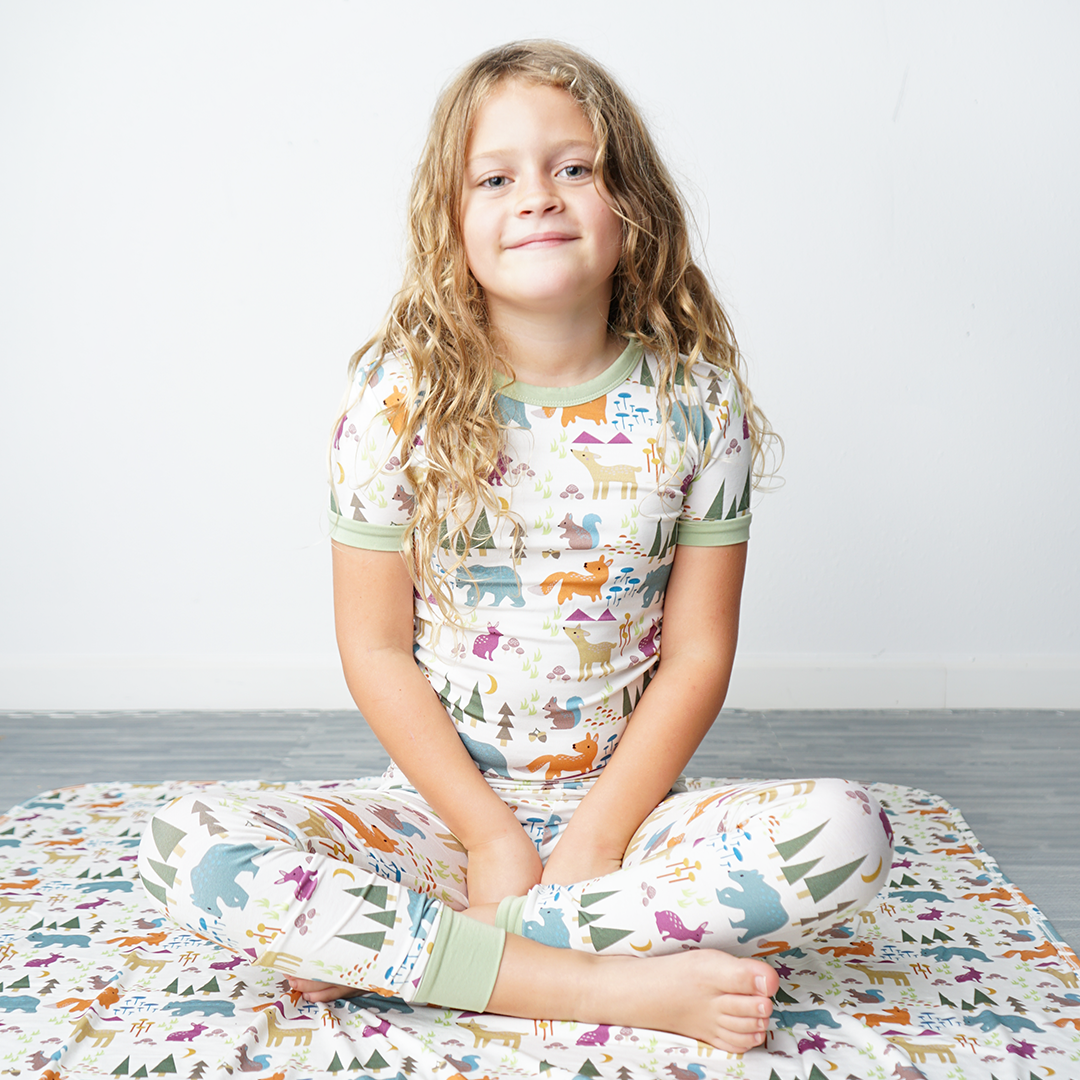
xmin=494 ymin=339 xmax=644 ymax=406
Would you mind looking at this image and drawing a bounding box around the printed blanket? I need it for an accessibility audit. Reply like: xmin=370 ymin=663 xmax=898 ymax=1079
xmin=1 ymin=779 xmax=1078 ymax=1079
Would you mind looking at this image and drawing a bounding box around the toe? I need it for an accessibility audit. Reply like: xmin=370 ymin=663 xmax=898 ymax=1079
xmin=716 ymin=952 xmax=779 ymax=997
xmin=718 ymin=992 xmax=771 ymax=1020
xmin=717 ymin=1009 xmax=768 ymax=1034
xmin=749 ymin=959 xmax=780 ymax=997
xmin=713 ymin=1026 xmax=767 ymax=1055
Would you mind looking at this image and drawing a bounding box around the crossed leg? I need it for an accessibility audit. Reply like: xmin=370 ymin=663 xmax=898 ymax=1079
xmin=459 ymin=777 xmax=890 ymax=1051
xmin=139 ymin=778 xmax=885 ymax=1052
xmin=137 ymin=783 xmax=469 ymax=997
xmin=504 ymin=777 xmax=894 ymax=957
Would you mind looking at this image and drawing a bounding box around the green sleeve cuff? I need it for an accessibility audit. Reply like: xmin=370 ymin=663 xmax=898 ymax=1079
xmin=414 ymin=907 xmax=506 ymax=1011
xmin=675 ymin=512 xmax=751 ymax=546
xmin=328 ymin=510 xmax=408 ymax=551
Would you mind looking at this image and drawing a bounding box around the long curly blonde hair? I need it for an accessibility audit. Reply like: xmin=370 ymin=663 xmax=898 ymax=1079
xmin=339 ymin=40 xmax=777 ymax=619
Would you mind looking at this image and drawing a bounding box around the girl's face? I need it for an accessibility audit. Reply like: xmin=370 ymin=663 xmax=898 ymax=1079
xmin=460 ymin=79 xmax=623 ymax=327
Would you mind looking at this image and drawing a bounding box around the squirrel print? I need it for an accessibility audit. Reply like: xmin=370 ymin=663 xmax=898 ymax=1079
xmin=543 ymin=695 xmax=583 ymax=729
xmin=558 ymin=513 xmax=601 ymax=549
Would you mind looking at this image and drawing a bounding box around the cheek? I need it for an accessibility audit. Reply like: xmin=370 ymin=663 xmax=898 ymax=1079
xmin=595 ymin=206 xmax=624 ymax=271
xmin=461 ymin=208 xmax=497 ymax=278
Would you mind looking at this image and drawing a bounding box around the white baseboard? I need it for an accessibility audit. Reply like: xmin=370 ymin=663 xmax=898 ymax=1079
xmin=1 ymin=654 xmax=1078 ymax=711
xmin=726 ymin=654 xmax=1080 ymax=710
xmin=0 ymin=656 xmax=357 ymax=712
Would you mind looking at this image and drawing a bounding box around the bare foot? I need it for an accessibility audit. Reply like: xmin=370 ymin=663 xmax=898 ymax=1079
xmin=287 ymin=916 xmax=778 ymax=1052
xmin=486 ymin=934 xmax=778 ymax=1055
xmin=592 ymin=948 xmax=778 ymax=1054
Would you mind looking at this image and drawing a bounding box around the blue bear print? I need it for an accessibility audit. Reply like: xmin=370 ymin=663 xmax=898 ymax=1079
xmin=189 ymin=843 xmax=272 ymax=918
xmin=523 ymin=905 xmax=570 ymax=948
xmin=715 ymin=869 xmax=789 ymax=943
xmin=455 ymin=565 xmax=525 ymax=608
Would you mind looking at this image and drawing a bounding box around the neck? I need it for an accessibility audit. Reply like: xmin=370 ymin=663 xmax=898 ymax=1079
xmin=489 ymin=304 xmax=622 ymax=388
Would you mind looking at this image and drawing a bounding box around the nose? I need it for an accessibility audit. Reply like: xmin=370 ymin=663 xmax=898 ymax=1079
xmin=516 ymin=170 xmax=562 ymax=215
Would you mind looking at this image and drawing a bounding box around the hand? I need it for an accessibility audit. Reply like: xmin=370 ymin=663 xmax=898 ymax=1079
xmin=540 ymin=840 xmax=622 ymax=887
xmin=286 ymin=977 xmax=361 ymax=1004
xmin=465 ymin=827 xmax=543 ymax=907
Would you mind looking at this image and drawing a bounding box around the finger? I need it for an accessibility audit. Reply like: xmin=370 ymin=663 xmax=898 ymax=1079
xmin=288 ymin=978 xmax=332 ymax=993
xmin=303 ymin=985 xmax=363 ymax=1003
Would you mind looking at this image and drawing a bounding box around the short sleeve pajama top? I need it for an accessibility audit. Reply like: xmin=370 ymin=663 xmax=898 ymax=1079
xmin=329 ymin=339 xmax=752 ymax=784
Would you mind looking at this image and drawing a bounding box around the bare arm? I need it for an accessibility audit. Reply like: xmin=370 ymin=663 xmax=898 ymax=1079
xmin=541 ymin=541 xmax=747 ymax=884
xmin=332 ymin=541 xmax=542 ymax=904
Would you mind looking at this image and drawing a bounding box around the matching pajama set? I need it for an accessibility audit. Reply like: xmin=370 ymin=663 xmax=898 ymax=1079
xmin=139 ymin=340 xmax=894 ymax=1008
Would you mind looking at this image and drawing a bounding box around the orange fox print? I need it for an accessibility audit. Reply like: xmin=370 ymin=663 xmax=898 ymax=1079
xmin=382 ymin=385 xmax=409 ymax=437
xmin=303 ymin=795 xmax=401 ymax=854
xmin=526 ymin=733 xmax=599 ymax=780
xmin=542 ymin=395 xmax=607 ymax=427
xmin=537 ymin=555 xmax=612 ymax=604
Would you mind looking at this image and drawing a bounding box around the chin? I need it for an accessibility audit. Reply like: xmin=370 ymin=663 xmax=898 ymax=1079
xmin=504 ymin=276 xmax=609 ymax=312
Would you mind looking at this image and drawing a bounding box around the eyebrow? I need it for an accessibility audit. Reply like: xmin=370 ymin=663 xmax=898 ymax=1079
xmin=467 ymin=139 xmax=596 ymax=165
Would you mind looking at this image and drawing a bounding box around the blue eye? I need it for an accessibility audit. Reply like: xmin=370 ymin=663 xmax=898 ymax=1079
xmin=481 ymin=175 xmax=510 ymax=189
xmin=560 ymin=164 xmax=589 ymax=179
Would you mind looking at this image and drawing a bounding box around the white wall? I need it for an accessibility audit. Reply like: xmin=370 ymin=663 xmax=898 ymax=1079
xmin=2 ymin=1 xmax=1078 ymax=710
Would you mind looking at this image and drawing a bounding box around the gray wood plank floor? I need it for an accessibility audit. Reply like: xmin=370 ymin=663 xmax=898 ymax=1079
xmin=2 ymin=709 xmax=1076 ymax=951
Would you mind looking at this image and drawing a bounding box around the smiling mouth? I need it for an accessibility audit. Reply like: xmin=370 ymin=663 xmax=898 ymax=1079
xmin=509 ymin=233 xmax=577 ymax=249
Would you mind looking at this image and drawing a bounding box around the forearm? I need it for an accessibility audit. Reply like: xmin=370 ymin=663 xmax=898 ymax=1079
xmin=332 ymin=541 xmax=521 ymax=852
xmin=555 ymin=652 xmax=733 ymax=860
xmin=546 ymin=542 xmax=746 ymax=875
xmin=340 ymin=643 xmax=521 ymax=850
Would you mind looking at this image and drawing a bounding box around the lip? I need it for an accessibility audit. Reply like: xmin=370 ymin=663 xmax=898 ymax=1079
xmin=507 ymin=232 xmax=578 ymax=249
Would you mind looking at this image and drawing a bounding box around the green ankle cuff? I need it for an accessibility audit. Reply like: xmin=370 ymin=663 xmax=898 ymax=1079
xmin=414 ymin=908 xmax=506 ymax=1011
xmin=495 ymin=894 xmax=527 ymax=936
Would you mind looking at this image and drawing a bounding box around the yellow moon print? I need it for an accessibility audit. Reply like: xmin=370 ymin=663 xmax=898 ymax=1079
xmin=484 ymin=675 xmax=498 ymax=695
xmin=332 ymin=868 xmax=356 ymax=881
xmin=861 ymin=858 xmax=882 ymax=882
xmin=629 ymin=939 xmax=653 ymax=952
xmin=336 ymin=462 xmax=344 ymax=484
xmin=498 ymin=496 xmax=510 ymax=511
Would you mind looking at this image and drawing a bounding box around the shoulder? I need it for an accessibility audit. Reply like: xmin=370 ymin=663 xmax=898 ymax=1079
xmin=345 ymin=350 xmax=415 ymax=407
xmin=335 ymin=351 xmax=426 ymax=448
xmin=330 ymin=351 xmax=419 ymax=542
xmin=680 ymin=356 xmax=742 ymax=405
xmin=634 ymin=350 xmax=742 ymax=405
xmin=642 ymin=355 xmax=744 ymax=451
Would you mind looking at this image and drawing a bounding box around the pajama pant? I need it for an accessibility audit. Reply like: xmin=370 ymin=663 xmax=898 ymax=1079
xmin=137 ymin=767 xmax=894 ymax=1005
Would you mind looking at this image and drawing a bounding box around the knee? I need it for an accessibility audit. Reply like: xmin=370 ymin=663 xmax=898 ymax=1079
xmin=137 ymin=796 xmax=190 ymax=915
xmin=139 ymin=794 xmax=184 ymax=863
xmin=138 ymin=792 xmax=206 ymax=867
xmin=806 ymin=778 xmax=894 ymax=907
xmin=808 ymin=777 xmax=893 ymax=848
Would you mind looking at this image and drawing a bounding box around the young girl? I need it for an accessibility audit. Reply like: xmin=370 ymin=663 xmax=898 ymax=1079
xmin=139 ymin=41 xmax=892 ymax=1055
